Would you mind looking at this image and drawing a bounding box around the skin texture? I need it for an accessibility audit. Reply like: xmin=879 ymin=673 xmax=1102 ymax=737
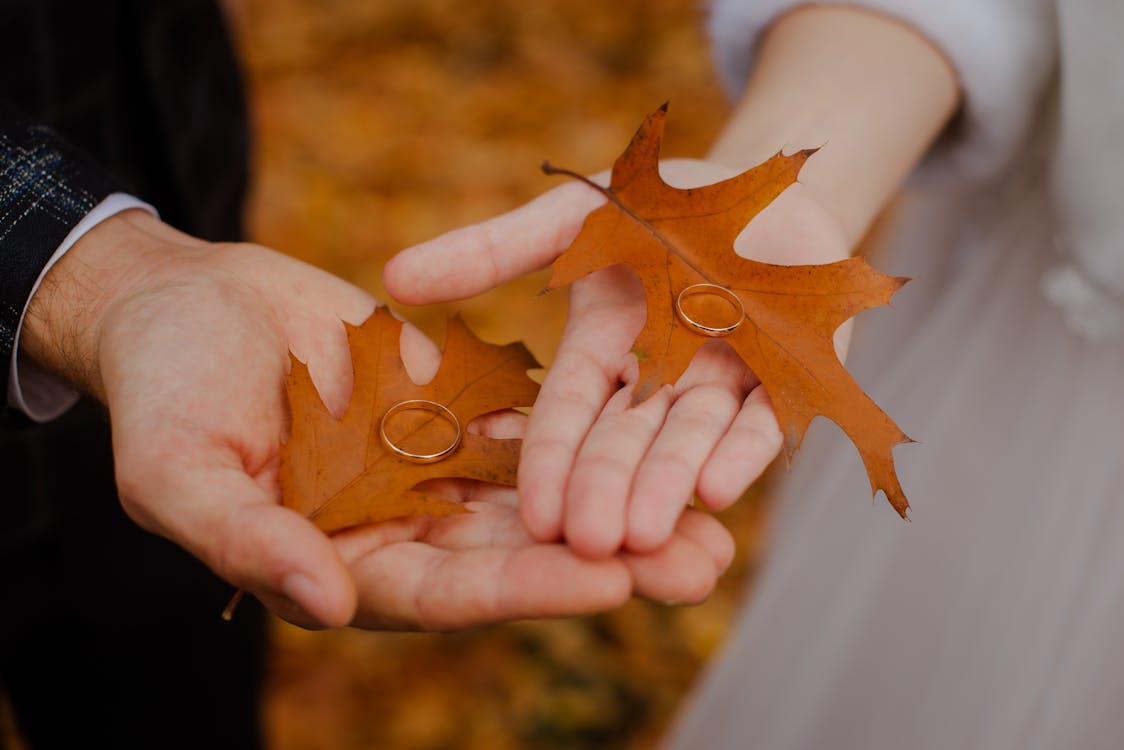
xmin=21 ymin=209 xmax=734 ymax=630
xmin=384 ymin=5 xmax=958 ymax=558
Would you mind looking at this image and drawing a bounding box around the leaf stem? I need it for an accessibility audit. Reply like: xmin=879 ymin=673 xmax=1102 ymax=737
xmin=541 ymin=161 xmax=612 ymax=200
xmin=221 ymin=589 xmax=246 ymax=621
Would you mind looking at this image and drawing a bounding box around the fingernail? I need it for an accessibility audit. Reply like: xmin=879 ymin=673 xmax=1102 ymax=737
xmin=281 ymin=572 xmax=323 ymax=610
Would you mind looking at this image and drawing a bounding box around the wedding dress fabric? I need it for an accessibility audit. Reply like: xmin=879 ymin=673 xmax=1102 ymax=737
xmin=666 ymin=2 xmax=1124 ymax=748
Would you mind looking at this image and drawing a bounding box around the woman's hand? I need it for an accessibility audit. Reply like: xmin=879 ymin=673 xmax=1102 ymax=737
xmin=384 ymin=158 xmax=852 ymax=559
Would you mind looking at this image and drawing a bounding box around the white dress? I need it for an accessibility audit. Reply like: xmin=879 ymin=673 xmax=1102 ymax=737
xmin=666 ymin=2 xmax=1124 ymax=749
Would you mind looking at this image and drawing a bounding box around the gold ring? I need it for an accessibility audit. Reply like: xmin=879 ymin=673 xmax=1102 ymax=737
xmin=379 ymin=399 xmax=462 ymax=464
xmin=675 ymin=283 xmax=745 ymax=337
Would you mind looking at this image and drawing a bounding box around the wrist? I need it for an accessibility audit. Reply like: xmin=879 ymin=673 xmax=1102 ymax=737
xmin=20 ymin=210 xmax=206 ymax=401
xmin=706 ymin=5 xmax=958 ymax=245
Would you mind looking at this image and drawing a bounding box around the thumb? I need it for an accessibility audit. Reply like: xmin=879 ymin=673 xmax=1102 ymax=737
xmin=118 ymin=464 xmax=357 ymax=627
xmin=383 ymin=179 xmax=605 ymax=305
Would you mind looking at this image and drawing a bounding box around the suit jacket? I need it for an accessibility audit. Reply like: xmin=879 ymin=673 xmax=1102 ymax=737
xmin=0 ymin=0 xmax=249 ymax=542
xmin=0 ymin=6 xmax=266 ymax=749
xmin=1 ymin=0 xmax=250 ymax=401
xmin=0 ymin=105 xmax=122 ymax=397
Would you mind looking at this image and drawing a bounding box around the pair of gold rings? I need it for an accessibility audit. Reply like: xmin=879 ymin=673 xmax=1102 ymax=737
xmin=379 ymin=399 xmax=462 ymax=464
xmin=380 ymin=283 xmax=742 ymax=462
xmin=675 ymin=283 xmax=745 ymax=337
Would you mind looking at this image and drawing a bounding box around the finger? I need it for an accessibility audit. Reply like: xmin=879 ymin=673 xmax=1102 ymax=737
xmin=282 ymin=289 xmax=379 ymax=419
xmin=624 ymin=341 xmax=750 ymax=552
xmin=331 ymin=515 xmax=434 ymax=563
xmin=563 ymin=384 xmax=674 ymax=559
xmin=348 ymin=543 xmax=630 ymax=631
xmin=468 ymin=409 xmax=527 ymax=440
xmin=518 ymin=344 xmax=618 ymax=543
xmin=623 ymin=510 xmax=734 ymax=605
xmin=288 ymin=319 xmax=354 ymax=419
xmin=397 ymin=318 xmax=445 ymax=384
xmin=625 ymin=383 xmax=741 ymax=552
xmin=674 ymin=507 xmax=737 ymax=574
xmin=334 ymin=502 xmax=532 ymax=559
xmin=421 ymin=502 xmax=532 ymax=548
xmin=117 ymin=462 xmax=357 ymax=628
xmin=382 ymin=180 xmax=605 ymax=305
xmin=696 ymin=384 xmax=783 ymax=511
xmin=517 ymin=265 xmax=646 ymax=542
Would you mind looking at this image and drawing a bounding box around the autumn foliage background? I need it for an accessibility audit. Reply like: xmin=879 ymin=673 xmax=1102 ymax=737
xmin=9 ymin=2 xmax=778 ymax=749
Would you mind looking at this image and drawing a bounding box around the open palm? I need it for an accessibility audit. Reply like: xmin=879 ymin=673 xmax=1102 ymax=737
xmin=384 ymin=158 xmax=852 ymax=559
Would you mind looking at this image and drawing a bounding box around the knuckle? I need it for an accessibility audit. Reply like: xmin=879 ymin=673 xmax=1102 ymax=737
xmin=521 ymin=435 xmax=575 ymax=467
xmin=545 ymin=383 xmax=599 ymax=414
xmin=683 ymin=384 xmax=741 ymax=417
xmin=670 ymin=406 xmax=725 ymax=438
xmin=645 ymin=450 xmax=696 ymax=483
xmin=739 ymin=419 xmax=784 ymax=456
xmin=575 ymin=453 xmax=634 ymax=485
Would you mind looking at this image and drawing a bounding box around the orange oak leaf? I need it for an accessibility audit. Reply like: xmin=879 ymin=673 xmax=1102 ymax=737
xmin=544 ymin=104 xmax=913 ymax=517
xmin=279 ymin=307 xmax=541 ymax=533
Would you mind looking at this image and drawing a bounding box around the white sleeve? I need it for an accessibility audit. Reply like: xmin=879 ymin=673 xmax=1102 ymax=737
xmin=708 ymin=0 xmax=1057 ymax=184
xmin=7 ymin=193 xmax=157 ymax=422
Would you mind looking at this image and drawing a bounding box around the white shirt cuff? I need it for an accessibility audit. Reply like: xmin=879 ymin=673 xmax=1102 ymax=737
xmin=7 ymin=193 xmax=158 ymax=422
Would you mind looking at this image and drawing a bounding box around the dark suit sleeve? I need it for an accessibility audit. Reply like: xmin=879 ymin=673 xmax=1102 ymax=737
xmin=0 ymin=101 xmax=123 ymax=401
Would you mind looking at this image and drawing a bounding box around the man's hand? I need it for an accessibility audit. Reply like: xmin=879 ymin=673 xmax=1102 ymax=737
xmin=21 ymin=209 xmax=733 ymax=629
xmin=384 ymin=159 xmax=852 ymax=559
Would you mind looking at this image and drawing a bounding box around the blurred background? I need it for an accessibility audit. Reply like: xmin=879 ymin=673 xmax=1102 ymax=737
xmin=2 ymin=2 xmax=777 ymax=748
xmin=225 ymin=1 xmax=775 ymax=749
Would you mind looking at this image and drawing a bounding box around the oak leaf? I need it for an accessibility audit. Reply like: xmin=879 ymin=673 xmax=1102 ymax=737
xmin=279 ymin=307 xmax=541 ymax=533
xmin=545 ymin=104 xmax=912 ymax=516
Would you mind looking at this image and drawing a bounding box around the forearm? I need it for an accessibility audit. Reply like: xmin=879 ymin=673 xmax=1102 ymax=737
xmin=707 ymin=5 xmax=959 ymax=245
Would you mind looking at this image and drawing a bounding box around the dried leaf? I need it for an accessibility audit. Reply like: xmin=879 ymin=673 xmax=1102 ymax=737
xmin=545 ymin=104 xmax=912 ymax=516
xmin=280 ymin=308 xmax=541 ymax=533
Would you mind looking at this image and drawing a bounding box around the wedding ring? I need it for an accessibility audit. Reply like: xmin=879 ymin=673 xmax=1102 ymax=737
xmin=675 ymin=283 xmax=745 ymax=337
xmin=379 ymin=399 xmax=462 ymax=464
